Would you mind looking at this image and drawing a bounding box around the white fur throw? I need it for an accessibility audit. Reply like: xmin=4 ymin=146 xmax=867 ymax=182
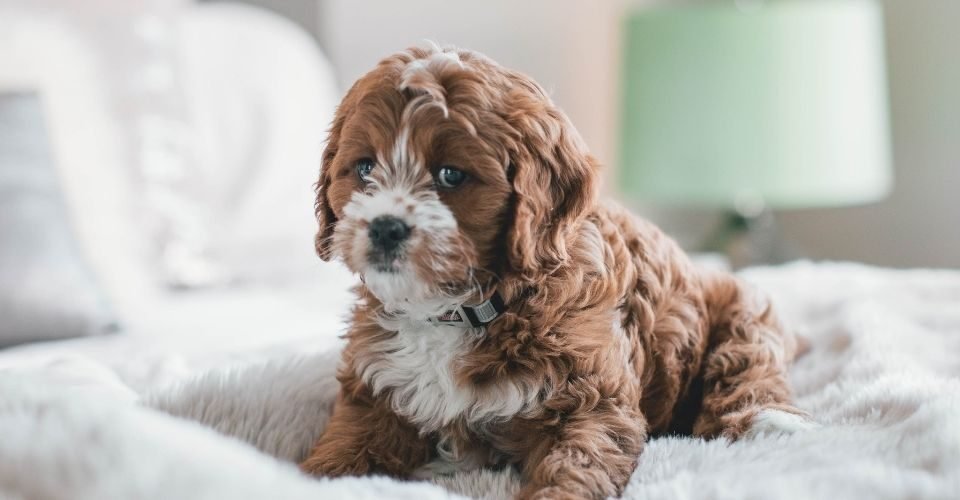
xmin=1 ymin=262 xmax=959 ymax=499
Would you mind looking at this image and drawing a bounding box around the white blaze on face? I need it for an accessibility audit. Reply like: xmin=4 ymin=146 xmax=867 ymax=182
xmin=337 ymin=127 xmax=461 ymax=316
xmin=334 ymin=46 xmax=480 ymax=316
xmin=398 ymin=48 xmax=463 ymax=119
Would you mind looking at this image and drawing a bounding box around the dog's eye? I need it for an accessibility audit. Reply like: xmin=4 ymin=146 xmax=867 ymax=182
xmin=435 ymin=166 xmax=467 ymax=189
xmin=356 ymin=158 xmax=375 ymax=182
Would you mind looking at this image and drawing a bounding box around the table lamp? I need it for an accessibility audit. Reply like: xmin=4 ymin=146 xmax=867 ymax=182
xmin=619 ymin=0 xmax=892 ymax=265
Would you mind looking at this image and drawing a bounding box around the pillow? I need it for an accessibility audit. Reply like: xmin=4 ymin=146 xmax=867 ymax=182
xmin=0 ymin=2 xmax=346 ymax=309
xmin=173 ymin=3 xmax=341 ymax=286
xmin=0 ymin=91 xmax=117 ymax=347
xmin=0 ymin=0 xmax=219 ymax=292
xmin=0 ymin=2 xmax=184 ymax=323
xmin=2 ymin=2 xmax=344 ymax=293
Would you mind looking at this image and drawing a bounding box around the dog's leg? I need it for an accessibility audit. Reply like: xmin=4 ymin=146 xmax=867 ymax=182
xmin=300 ymin=387 xmax=430 ymax=478
xmin=692 ymin=275 xmax=812 ymax=440
xmin=517 ymin=405 xmax=646 ymax=500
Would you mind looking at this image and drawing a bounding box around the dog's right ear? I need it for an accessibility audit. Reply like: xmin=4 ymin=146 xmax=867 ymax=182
xmin=316 ymin=77 xmax=372 ymax=261
xmin=313 ymin=141 xmax=338 ymax=261
xmin=314 ymin=91 xmax=356 ymax=261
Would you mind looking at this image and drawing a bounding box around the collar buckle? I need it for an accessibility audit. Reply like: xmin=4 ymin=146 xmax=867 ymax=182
xmin=427 ymin=291 xmax=506 ymax=328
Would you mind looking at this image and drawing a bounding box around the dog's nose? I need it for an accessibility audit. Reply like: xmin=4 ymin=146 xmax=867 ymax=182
xmin=368 ymin=216 xmax=410 ymax=251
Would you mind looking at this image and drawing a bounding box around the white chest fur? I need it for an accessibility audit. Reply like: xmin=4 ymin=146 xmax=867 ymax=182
xmin=354 ymin=318 xmax=540 ymax=433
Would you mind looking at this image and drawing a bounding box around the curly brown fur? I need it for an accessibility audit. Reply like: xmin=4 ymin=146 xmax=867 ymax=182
xmin=301 ymin=45 xmax=807 ymax=500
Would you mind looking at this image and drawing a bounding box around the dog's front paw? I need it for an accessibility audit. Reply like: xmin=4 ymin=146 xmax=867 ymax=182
xmin=742 ymin=408 xmax=819 ymax=440
xmin=719 ymin=406 xmax=818 ymax=441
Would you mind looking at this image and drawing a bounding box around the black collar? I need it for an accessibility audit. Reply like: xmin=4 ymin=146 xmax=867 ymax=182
xmin=427 ymin=291 xmax=506 ymax=328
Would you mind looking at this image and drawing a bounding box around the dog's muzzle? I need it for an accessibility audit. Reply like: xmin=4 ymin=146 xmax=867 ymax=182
xmin=369 ymin=216 xmax=410 ymax=252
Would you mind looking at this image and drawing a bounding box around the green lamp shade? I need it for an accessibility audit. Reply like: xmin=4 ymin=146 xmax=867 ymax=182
xmin=619 ymin=0 xmax=892 ymax=209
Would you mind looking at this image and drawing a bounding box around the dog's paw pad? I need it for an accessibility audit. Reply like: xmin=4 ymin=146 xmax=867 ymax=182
xmin=744 ymin=409 xmax=818 ymax=439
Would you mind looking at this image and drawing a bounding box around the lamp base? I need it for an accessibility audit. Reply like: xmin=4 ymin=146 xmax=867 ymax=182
xmin=700 ymin=210 xmax=799 ymax=269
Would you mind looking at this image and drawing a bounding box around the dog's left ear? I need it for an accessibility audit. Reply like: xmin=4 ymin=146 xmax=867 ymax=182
xmin=504 ymin=74 xmax=600 ymax=280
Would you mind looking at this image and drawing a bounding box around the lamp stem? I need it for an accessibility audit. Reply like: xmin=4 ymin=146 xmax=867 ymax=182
xmin=700 ymin=209 xmax=798 ymax=269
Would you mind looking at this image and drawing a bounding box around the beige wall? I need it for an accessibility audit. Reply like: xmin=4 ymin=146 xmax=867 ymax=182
xmin=244 ymin=0 xmax=960 ymax=269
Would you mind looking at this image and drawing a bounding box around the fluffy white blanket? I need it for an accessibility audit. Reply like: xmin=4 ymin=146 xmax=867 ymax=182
xmin=1 ymin=262 xmax=959 ymax=499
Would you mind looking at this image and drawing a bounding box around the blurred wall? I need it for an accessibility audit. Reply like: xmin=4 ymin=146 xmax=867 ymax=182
xmin=213 ymin=0 xmax=320 ymax=39
xmin=229 ymin=0 xmax=959 ymax=269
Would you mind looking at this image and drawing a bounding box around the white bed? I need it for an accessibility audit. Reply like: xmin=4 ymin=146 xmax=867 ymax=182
xmin=2 ymin=261 xmax=959 ymax=499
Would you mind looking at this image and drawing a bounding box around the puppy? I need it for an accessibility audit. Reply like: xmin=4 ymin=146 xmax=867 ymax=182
xmin=301 ymin=45 xmax=808 ymax=500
